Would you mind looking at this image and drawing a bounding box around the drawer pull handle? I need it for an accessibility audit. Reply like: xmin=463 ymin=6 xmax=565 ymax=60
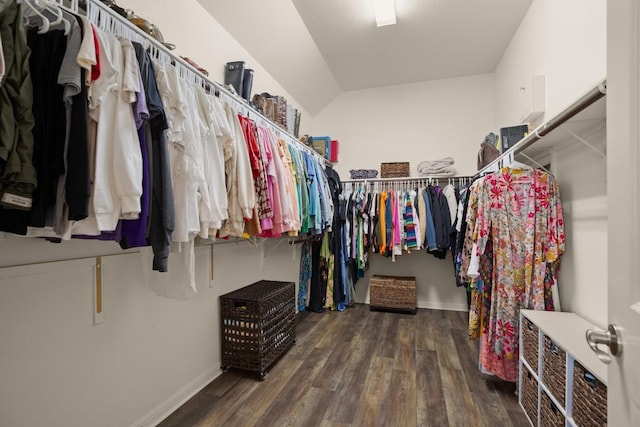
xmin=583 ymin=372 xmax=598 ymax=388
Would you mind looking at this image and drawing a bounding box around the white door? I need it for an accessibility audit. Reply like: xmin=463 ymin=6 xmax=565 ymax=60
xmin=606 ymin=1 xmax=640 ymax=425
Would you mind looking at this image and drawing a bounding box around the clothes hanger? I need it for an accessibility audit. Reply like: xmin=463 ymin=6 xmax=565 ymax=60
xmin=21 ymin=0 xmax=51 ymax=34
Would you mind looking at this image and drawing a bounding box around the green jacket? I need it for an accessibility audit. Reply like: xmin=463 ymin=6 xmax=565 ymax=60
xmin=0 ymin=0 xmax=37 ymax=207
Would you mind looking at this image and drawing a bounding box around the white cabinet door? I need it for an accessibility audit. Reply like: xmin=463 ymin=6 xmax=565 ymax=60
xmin=606 ymin=1 xmax=640 ymax=425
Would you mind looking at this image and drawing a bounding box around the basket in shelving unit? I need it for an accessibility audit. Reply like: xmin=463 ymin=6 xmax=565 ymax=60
xmin=572 ymin=361 xmax=607 ymax=427
xmin=541 ymin=390 xmax=565 ymax=427
xmin=521 ymin=366 xmax=538 ymax=426
xmin=220 ymin=280 xmax=296 ymax=380
xmin=369 ymin=275 xmax=417 ymax=314
xmin=380 ymin=162 xmax=410 ymax=178
xmin=542 ymin=335 xmax=566 ymax=407
xmin=522 ymin=316 xmax=539 ymax=370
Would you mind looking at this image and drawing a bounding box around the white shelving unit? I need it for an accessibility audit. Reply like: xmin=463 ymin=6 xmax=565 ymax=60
xmin=519 ymin=310 xmax=607 ymax=427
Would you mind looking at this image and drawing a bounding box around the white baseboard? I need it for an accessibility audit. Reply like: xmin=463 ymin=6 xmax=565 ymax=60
xmin=416 ymin=301 xmax=468 ymax=312
xmin=130 ymin=366 xmax=222 ymax=427
xmin=362 ymin=298 xmax=468 ymax=312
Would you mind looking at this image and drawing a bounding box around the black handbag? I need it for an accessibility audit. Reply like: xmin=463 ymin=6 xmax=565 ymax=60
xmin=224 ymin=61 xmax=245 ymax=96
xmin=242 ymin=69 xmax=254 ymax=101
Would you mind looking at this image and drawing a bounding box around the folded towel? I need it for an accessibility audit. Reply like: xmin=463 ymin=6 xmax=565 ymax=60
xmin=417 ymin=157 xmax=457 ymax=177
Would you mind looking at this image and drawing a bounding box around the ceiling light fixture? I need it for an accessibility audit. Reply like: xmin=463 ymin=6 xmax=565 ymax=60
xmin=373 ymin=0 xmax=396 ymax=27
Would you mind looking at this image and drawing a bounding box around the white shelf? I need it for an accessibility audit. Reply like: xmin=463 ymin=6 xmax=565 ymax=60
xmin=518 ymin=96 xmax=606 ymax=159
xmin=478 ymin=78 xmax=606 ymax=176
xmin=520 ymin=310 xmax=607 ymax=383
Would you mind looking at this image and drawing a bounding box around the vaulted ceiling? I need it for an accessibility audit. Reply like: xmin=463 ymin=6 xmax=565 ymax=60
xmin=197 ymin=0 xmax=533 ymax=116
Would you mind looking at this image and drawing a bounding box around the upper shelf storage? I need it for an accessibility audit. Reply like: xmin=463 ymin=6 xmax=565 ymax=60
xmin=478 ymin=78 xmax=607 ymax=176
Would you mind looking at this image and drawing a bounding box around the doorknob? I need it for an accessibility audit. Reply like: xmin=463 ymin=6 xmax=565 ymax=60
xmin=585 ymin=324 xmax=622 ymax=364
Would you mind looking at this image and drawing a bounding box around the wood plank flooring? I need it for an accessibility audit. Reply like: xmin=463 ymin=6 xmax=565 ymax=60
xmin=159 ymin=304 xmax=529 ymax=427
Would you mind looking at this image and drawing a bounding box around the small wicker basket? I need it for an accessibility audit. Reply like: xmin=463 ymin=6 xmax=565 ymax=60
xmin=369 ymin=275 xmax=416 ymax=313
xmin=520 ymin=366 xmax=538 ymax=426
xmin=541 ymin=390 xmax=565 ymax=427
xmin=380 ymin=162 xmax=410 ymax=178
xmin=572 ymin=361 xmax=607 ymax=426
xmin=542 ymin=335 xmax=566 ymax=407
xmin=522 ymin=317 xmax=539 ymax=370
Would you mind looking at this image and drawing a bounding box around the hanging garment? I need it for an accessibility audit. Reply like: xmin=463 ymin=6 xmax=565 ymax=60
xmin=133 ymin=43 xmax=174 ymax=272
xmin=119 ymin=49 xmax=150 ymax=248
xmin=0 ymin=0 xmax=37 ymax=220
xmin=220 ymin=103 xmax=254 ymax=237
xmin=404 ymin=192 xmax=417 ymax=250
xmin=195 ymin=85 xmax=227 ymax=235
xmin=26 ymin=28 xmax=67 ymax=228
xmin=309 ymin=238 xmax=325 ymax=313
xmin=298 ymin=240 xmax=312 ymax=312
xmin=473 ymin=168 xmax=565 ymax=382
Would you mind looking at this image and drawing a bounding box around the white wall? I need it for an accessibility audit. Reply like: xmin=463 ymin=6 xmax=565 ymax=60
xmin=0 ymin=0 xmax=314 ymax=425
xmin=493 ymin=0 xmax=607 ymax=326
xmin=551 ymin=125 xmax=607 ymax=327
xmin=313 ymin=73 xmax=495 ymax=178
xmin=118 ymin=0 xmax=313 ymax=135
xmin=494 ymin=0 xmax=606 ymax=128
xmin=312 ymin=74 xmax=492 ymax=313
xmin=0 ymin=240 xmax=300 ymax=427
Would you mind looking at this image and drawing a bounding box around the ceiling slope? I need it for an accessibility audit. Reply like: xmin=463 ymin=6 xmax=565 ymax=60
xmin=199 ymin=0 xmax=532 ymax=116
xmin=197 ymin=0 xmax=342 ymax=116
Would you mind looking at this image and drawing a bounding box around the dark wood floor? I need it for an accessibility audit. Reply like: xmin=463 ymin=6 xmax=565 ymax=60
xmin=159 ymin=304 xmax=529 ymax=427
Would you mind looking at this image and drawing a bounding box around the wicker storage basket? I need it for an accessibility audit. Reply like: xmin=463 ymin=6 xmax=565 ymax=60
xmin=522 ymin=316 xmax=539 ymax=370
xmin=369 ymin=275 xmax=416 ymax=313
xmin=220 ymin=280 xmax=296 ymax=380
xmin=380 ymin=162 xmax=410 ymax=178
xmin=520 ymin=366 xmax=538 ymax=426
xmin=541 ymin=390 xmax=565 ymax=427
xmin=573 ymin=361 xmax=607 ymax=427
xmin=542 ymin=335 xmax=566 ymax=407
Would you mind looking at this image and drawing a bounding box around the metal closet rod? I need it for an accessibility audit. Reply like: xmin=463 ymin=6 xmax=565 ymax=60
xmin=341 ymin=175 xmax=474 ymax=183
xmin=84 ymin=0 xmax=328 ymax=165
xmin=476 ymin=78 xmax=607 ymax=177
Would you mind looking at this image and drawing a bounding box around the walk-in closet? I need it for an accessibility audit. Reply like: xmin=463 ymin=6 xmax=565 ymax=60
xmin=1 ymin=0 xmax=637 ymax=426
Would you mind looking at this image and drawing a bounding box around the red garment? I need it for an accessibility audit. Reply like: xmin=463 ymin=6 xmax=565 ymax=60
xmin=90 ymin=24 xmax=101 ymax=81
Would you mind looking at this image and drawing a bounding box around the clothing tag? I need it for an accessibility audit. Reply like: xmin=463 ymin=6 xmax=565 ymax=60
xmin=1 ymin=192 xmax=33 ymax=208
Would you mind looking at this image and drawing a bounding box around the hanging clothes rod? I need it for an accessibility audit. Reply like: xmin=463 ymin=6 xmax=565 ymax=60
xmin=83 ymin=0 xmax=328 ymax=165
xmin=476 ymin=78 xmax=607 ymax=177
xmin=341 ymin=175 xmax=473 ymax=184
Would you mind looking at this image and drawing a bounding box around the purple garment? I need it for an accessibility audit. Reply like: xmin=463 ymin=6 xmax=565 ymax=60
xmin=118 ymin=77 xmax=151 ymax=249
xmin=73 ymin=220 xmax=123 ymax=241
xmin=120 ymin=126 xmax=150 ymax=248
xmin=133 ymin=68 xmax=149 ymax=130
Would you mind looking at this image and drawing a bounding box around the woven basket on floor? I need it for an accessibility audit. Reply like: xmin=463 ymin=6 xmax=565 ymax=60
xmin=541 ymin=390 xmax=565 ymax=427
xmin=522 ymin=317 xmax=539 ymax=370
xmin=520 ymin=366 xmax=538 ymax=426
xmin=380 ymin=162 xmax=410 ymax=178
xmin=369 ymin=275 xmax=416 ymax=313
xmin=542 ymin=335 xmax=566 ymax=407
xmin=220 ymin=280 xmax=296 ymax=380
xmin=572 ymin=361 xmax=607 ymax=426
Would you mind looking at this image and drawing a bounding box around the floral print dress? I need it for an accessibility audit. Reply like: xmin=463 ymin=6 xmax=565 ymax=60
xmin=472 ymin=168 xmax=565 ymax=382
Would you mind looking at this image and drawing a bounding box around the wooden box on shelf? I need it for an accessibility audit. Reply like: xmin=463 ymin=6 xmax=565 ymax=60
xmin=369 ymin=275 xmax=416 ymax=313
xmin=380 ymin=162 xmax=410 ymax=178
xmin=220 ymin=280 xmax=296 ymax=380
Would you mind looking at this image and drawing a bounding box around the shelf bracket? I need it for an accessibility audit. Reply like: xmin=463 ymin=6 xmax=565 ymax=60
xmin=561 ymin=126 xmax=606 ymax=157
xmin=519 ymin=153 xmax=551 ymax=174
xmin=94 ymin=257 xmax=104 ymax=325
xmin=264 ymin=239 xmax=285 ymax=259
